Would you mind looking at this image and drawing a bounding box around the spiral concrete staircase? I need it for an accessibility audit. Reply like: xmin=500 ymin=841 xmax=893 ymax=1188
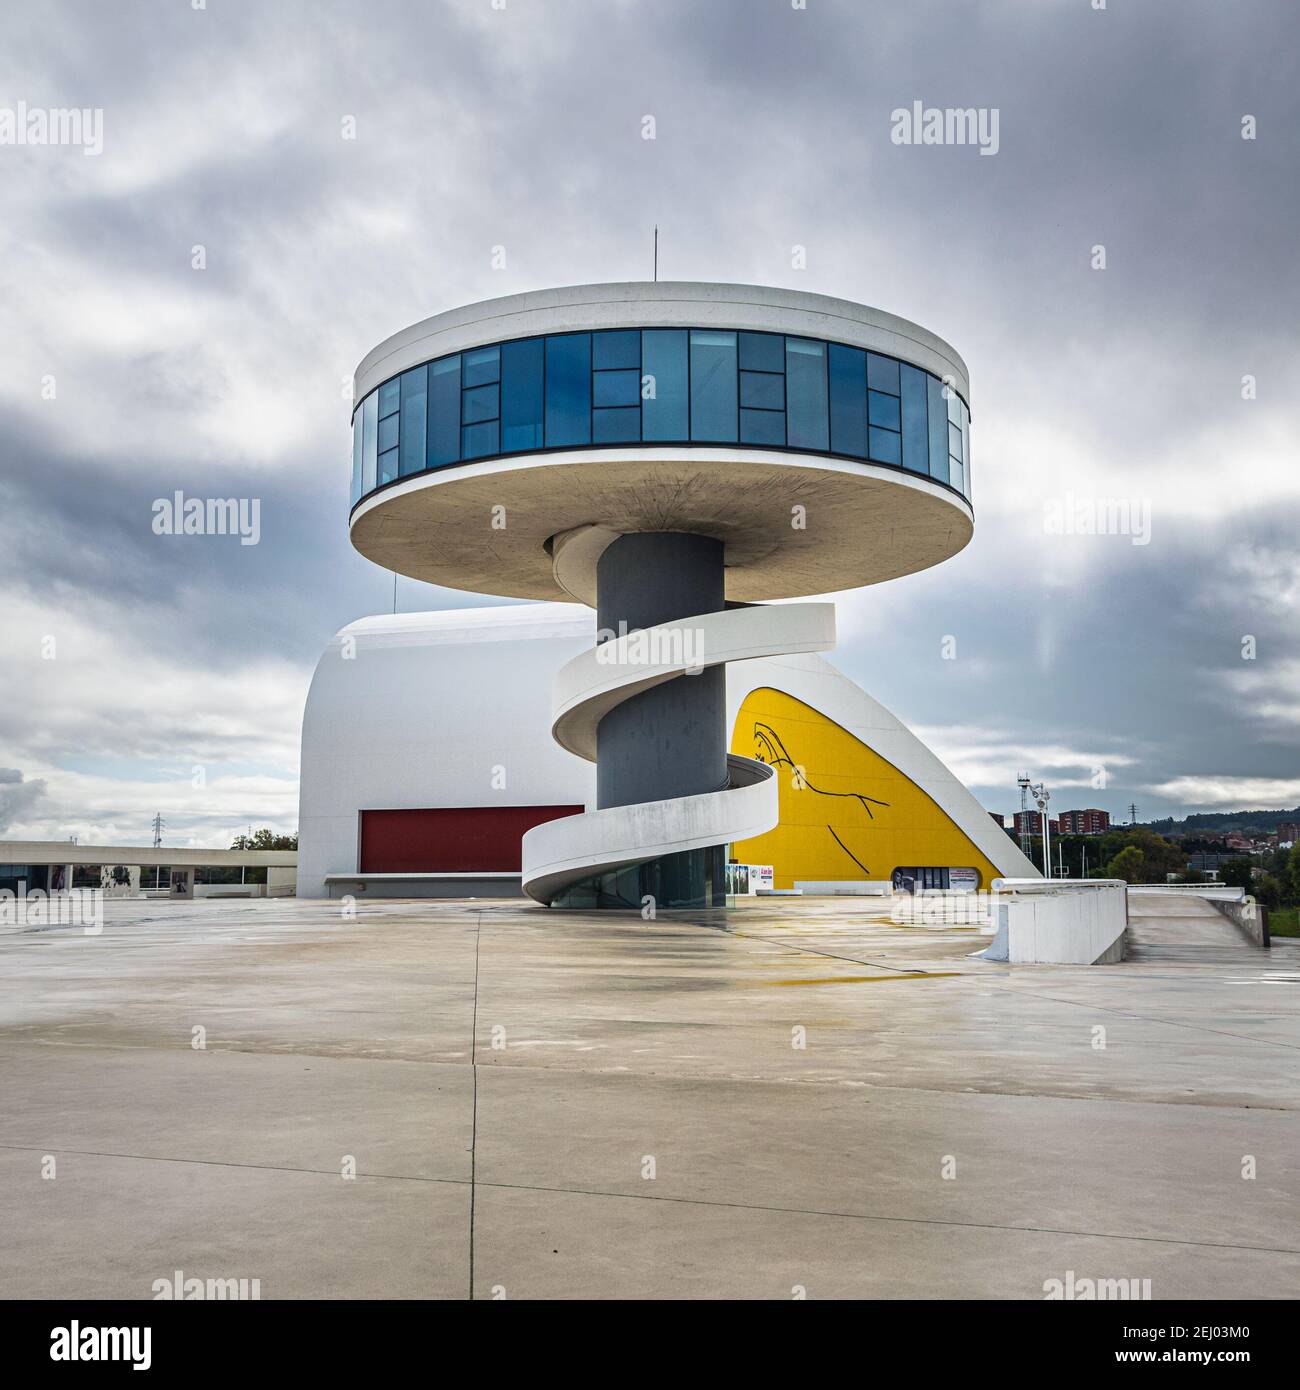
xmin=521 ymin=599 xmax=836 ymax=905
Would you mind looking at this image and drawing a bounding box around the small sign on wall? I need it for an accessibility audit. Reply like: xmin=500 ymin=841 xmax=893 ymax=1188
xmin=727 ymin=863 xmax=775 ymax=895
xmin=949 ymin=867 xmax=979 ymax=892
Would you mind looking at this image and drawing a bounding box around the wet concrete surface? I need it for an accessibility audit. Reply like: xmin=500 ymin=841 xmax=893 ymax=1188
xmin=1 ymin=895 xmax=1296 ymax=1299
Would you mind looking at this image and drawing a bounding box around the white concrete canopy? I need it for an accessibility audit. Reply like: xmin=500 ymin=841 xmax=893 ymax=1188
xmin=350 ymin=447 xmax=973 ymax=602
xmin=0 ymin=841 xmax=295 ymax=869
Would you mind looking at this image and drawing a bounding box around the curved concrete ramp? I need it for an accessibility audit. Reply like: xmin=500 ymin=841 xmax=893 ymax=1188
xmin=1126 ymin=893 xmax=1262 ymax=964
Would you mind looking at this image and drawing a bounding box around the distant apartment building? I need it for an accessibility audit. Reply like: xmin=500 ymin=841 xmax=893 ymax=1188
xmin=988 ymin=811 xmax=1006 ymax=829
xmin=1057 ymin=808 xmax=1112 ymax=836
xmin=1277 ymin=821 xmax=1298 ymax=846
xmin=1014 ymin=811 xmax=1060 ymax=837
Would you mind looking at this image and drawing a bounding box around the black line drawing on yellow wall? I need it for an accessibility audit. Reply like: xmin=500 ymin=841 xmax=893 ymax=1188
xmin=750 ymin=722 xmax=889 ymax=876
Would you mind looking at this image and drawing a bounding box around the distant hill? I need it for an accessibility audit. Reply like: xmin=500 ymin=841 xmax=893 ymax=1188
xmin=1145 ymin=807 xmax=1300 ymax=836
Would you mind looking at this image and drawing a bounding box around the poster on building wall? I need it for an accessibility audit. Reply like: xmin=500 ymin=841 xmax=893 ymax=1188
xmin=949 ymin=867 xmax=979 ymax=892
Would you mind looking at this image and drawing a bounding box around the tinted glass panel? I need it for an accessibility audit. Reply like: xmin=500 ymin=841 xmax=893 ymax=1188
xmin=354 ymin=327 xmax=969 ymax=501
xmin=377 ymin=410 xmax=399 ymax=455
xmin=869 ymin=425 xmax=902 ymax=466
xmin=927 ymin=373 xmax=949 ymax=484
xmin=642 ymin=329 xmax=688 ymax=440
xmin=690 ymin=329 xmax=738 ymax=442
xmin=501 ymin=338 xmax=543 ymax=451
xmin=785 ymin=338 xmax=828 ymax=450
xmin=899 ymin=363 xmax=928 ymax=475
xmin=462 ymin=420 xmax=499 ymax=459
xmin=462 ymin=383 xmax=499 ymax=425
xmin=867 ymin=352 xmax=900 ymax=394
xmin=593 ymin=369 xmax=641 ymax=407
xmin=361 ymin=391 xmax=378 ymax=494
xmin=463 ymin=346 xmax=500 ymax=387
xmin=593 ymin=329 xmax=640 ymax=370
xmin=740 ymin=371 xmax=783 ymax=410
xmin=739 ymin=331 xmax=784 ymax=372
xmin=960 ymin=401 xmax=971 ymax=493
xmin=545 ymin=334 xmax=591 ymax=447
xmin=741 ymin=408 xmax=785 ymax=446
xmin=868 ymin=389 xmax=901 ymax=431
xmin=593 ymin=406 xmax=640 ymax=443
xmin=351 ymin=410 xmax=364 ymax=504
xmin=828 ymin=343 xmax=866 ymax=458
xmin=428 ymin=356 xmax=460 ymax=468
xmin=399 ymin=366 xmax=427 ymax=477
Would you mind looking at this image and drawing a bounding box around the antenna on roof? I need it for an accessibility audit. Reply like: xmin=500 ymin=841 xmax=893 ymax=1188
xmin=653 ymin=225 xmax=658 ymax=282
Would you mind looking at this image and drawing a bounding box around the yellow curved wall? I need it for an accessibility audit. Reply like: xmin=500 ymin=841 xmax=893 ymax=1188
xmin=729 ymin=687 xmax=1000 ymax=890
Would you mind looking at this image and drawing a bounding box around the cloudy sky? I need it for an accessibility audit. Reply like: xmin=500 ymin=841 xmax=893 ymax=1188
xmin=1 ymin=0 xmax=1296 ymax=848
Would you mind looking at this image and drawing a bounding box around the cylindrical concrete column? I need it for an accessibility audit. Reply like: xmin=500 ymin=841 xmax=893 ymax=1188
xmin=594 ymin=532 xmax=727 ymax=811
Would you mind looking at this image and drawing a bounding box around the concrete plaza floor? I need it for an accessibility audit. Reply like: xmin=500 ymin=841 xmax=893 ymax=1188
xmin=0 ymin=893 xmax=1297 ymax=1300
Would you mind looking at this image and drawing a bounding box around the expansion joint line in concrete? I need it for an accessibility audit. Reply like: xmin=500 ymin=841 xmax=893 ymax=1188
xmin=1 ymin=1142 xmax=1294 ymax=1258
xmin=728 ymin=929 xmax=942 ymax=976
xmin=468 ymin=909 xmax=482 ymax=1300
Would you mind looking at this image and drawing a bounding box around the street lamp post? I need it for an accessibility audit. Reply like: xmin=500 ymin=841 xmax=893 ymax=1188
xmin=1031 ymin=782 xmax=1051 ymax=881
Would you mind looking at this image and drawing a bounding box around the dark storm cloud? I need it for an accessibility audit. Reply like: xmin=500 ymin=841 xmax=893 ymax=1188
xmin=0 ymin=0 xmax=1296 ymax=834
xmin=0 ymin=411 xmax=485 ymax=670
xmin=0 ymin=768 xmax=47 ymax=833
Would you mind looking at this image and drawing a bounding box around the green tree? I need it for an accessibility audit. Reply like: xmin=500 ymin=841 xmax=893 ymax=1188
xmin=230 ymin=829 xmax=298 ymax=851
xmin=1254 ymin=873 xmax=1282 ymax=908
xmin=1281 ymin=851 xmax=1300 ymax=906
xmin=1106 ymin=845 xmax=1145 ymax=883
xmin=1123 ymin=828 xmax=1185 ymax=881
xmin=1096 ymin=828 xmax=1183 ymax=883
xmin=1220 ymin=857 xmax=1254 ymax=891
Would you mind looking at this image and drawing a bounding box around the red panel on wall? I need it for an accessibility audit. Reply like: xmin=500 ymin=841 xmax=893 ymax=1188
xmin=358 ymin=805 xmax=583 ymax=874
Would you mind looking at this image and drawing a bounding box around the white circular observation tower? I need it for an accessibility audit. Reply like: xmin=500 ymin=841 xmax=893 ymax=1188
xmin=347 ymin=282 xmax=976 ymax=909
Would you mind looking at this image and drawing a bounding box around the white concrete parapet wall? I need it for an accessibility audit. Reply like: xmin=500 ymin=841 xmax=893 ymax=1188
xmin=1127 ymin=884 xmax=1244 ymax=901
xmin=979 ymin=879 xmax=1128 ymax=965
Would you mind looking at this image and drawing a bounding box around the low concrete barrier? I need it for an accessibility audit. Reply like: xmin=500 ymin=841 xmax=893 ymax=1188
xmin=324 ymin=871 xmax=524 ymax=899
xmin=978 ymin=879 xmax=1128 ymax=965
xmin=1210 ymin=896 xmax=1270 ymax=948
xmin=794 ymin=880 xmax=891 ymax=896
